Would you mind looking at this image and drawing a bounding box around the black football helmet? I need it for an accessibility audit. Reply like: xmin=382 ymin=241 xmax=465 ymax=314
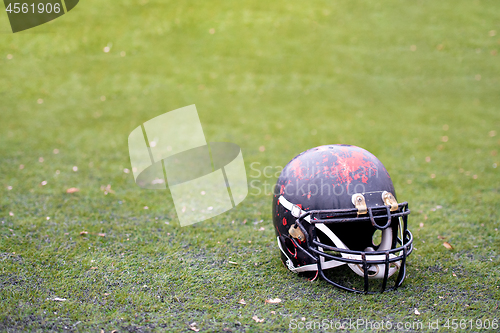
xmin=272 ymin=145 xmax=413 ymax=293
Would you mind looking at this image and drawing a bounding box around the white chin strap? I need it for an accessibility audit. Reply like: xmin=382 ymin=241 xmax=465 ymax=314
xmin=278 ymin=195 xmax=400 ymax=279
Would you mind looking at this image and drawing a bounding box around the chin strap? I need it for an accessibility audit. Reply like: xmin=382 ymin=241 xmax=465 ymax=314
xmin=278 ymin=195 xmax=400 ymax=279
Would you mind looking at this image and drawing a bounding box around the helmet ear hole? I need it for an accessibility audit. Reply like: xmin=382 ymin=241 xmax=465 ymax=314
xmin=283 ymin=237 xmax=296 ymax=256
xmin=372 ymin=229 xmax=383 ymax=247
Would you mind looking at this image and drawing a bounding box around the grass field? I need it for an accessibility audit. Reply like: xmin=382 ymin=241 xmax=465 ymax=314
xmin=1 ymin=0 xmax=499 ymax=331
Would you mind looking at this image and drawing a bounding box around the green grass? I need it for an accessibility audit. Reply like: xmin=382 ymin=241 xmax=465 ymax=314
xmin=1 ymin=0 xmax=499 ymax=331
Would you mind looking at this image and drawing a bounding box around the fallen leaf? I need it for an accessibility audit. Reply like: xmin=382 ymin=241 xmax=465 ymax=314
xmin=252 ymin=315 xmax=264 ymax=323
xmin=90 ymin=267 xmax=98 ymax=270
xmin=100 ymin=184 xmax=115 ymax=194
xmin=258 ymin=227 xmax=265 ymax=231
xmin=47 ymin=297 xmax=67 ymax=302
xmin=238 ymin=299 xmax=246 ymax=305
xmin=228 ymin=261 xmax=238 ymax=265
xmin=270 ymin=311 xmax=276 ymax=314
xmin=189 ymin=322 xmax=200 ymax=332
xmin=437 ymin=235 xmax=446 ymax=240
xmin=98 ymin=233 xmax=106 ymax=237
xmin=443 ymin=242 xmax=453 ymax=249
xmin=66 ymin=187 xmax=80 ymax=193
xmin=265 ymin=298 xmax=282 ymax=304
xmin=419 ymin=223 xmax=424 ymax=228
xmin=414 ymin=308 xmax=420 ymax=315
xmin=80 ymin=231 xmax=88 ymax=235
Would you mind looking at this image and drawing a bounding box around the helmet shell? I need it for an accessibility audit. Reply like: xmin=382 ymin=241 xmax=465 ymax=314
xmin=273 ymin=144 xmax=399 ymax=267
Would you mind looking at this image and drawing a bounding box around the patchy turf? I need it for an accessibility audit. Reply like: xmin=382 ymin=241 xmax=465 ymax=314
xmin=1 ymin=0 xmax=499 ymax=331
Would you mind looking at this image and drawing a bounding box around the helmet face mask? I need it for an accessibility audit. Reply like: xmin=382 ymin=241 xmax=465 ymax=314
xmin=272 ymin=145 xmax=413 ymax=293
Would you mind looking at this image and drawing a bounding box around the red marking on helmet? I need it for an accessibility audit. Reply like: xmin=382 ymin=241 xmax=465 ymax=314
xmin=280 ymin=185 xmax=285 ymax=195
xmin=307 ymin=193 xmax=311 ymax=199
xmin=289 ymin=159 xmax=306 ymax=180
xmin=324 ymin=149 xmax=377 ymax=184
xmin=282 ymin=217 xmax=287 ymax=226
xmin=275 ymin=225 xmax=282 ymax=236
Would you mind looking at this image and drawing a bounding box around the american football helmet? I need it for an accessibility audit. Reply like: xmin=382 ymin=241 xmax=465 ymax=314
xmin=272 ymin=145 xmax=413 ymax=293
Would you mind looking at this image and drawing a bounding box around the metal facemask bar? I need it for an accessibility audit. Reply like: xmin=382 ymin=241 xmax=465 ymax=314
xmin=278 ymin=193 xmax=413 ymax=293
